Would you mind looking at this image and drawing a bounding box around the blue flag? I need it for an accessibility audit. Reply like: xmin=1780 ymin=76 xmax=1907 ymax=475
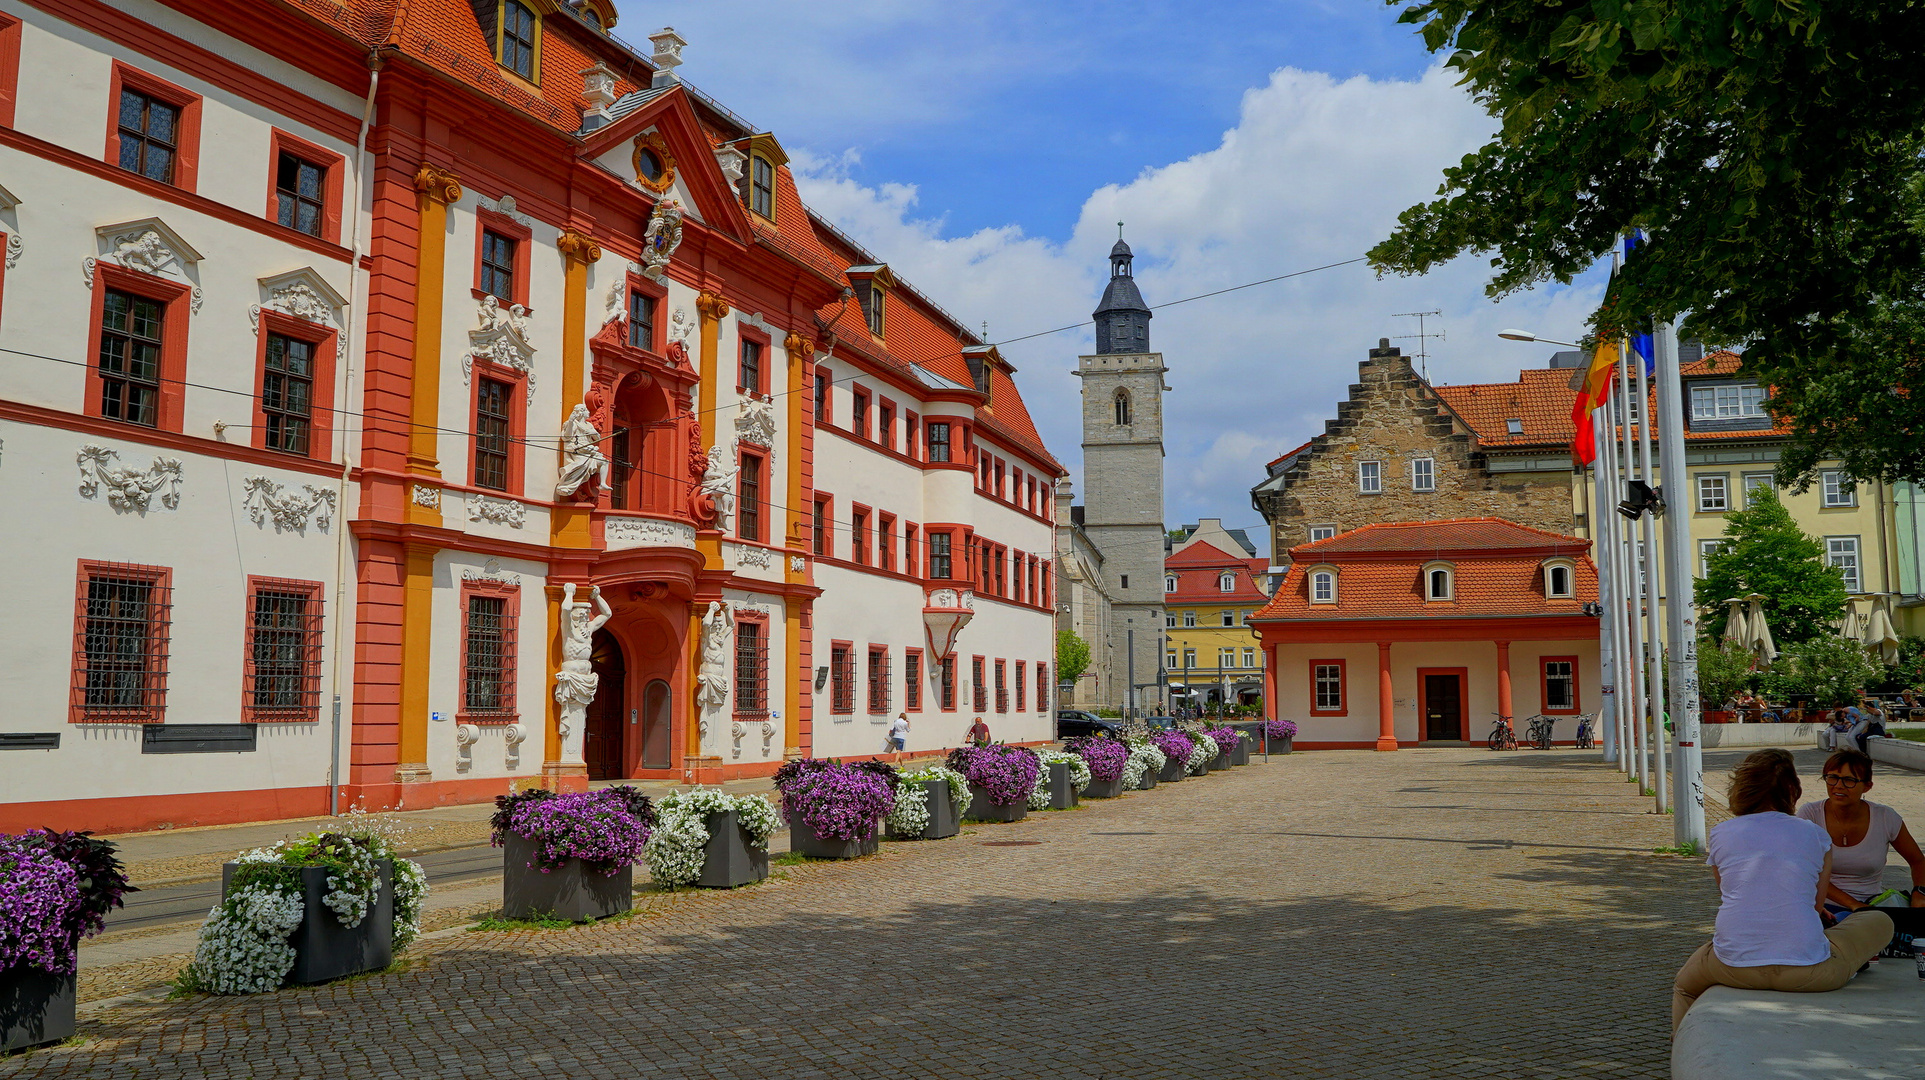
xmin=1623 ymin=232 xmax=1655 ymax=375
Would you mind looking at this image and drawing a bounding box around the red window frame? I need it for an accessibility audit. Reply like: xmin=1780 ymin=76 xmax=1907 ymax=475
xmin=972 ymin=655 xmax=987 ymax=713
xmin=850 ymin=504 xmax=870 ymax=565
xmin=1309 ymin=658 xmax=1348 ymax=716
xmin=927 ymin=528 xmax=954 ymax=580
xmin=734 ymin=612 xmax=770 ymax=718
xmin=994 ymin=659 xmax=1008 ymax=714
xmin=458 ymin=577 xmax=521 ymax=723
xmin=69 ymin=560 xmax=173 ymax=724
xmin=0 ymin=13 xmax=21 ymax=129
xmin=242 ymin=575 xmax=324 ymax=723
xmin=86 ymin=264 xmax=191 ymax=433
xmin=105 ymin=63 xmax=203 ymax=193
xmin=265 ymin=128 xmax=346 ymax=244
xmin=252 ymin=308 xmax=338 ymax=461
xmin=939 ymin=655 xmax=957 ymax=711
xmin=829 ymin=641 xmax=856 ymax=714
xmin=470 ymin=362 xmax=527 ymax=494
xmin=876 ymin=512 xmax=896 ymax=573
xmin=737 ymin=324 xmax=771 ymax=395
xmin=1541 ymin=655 xmax=1581 ymax=715
xmin=626 ymin=272 xmax=666 ymax=354
xmin=905 ymin=411 xmax=920 ymax=461
xmin=1036 ymin=662 xmax=1048 ymax=712
xmin=867 ymin=645 xmax=892 ymax=714
xmin=814 ymin=368 xmax=832 ymax=424
xmin=1014 ymin=661 xmax=1025 ymax=714
xmin=812 ymin=494 xmax=832 ymax=557
xmin=926 ymin=420 xmax=951 ymax=462
xmin=473 ymin=204 xmax=532 ymax=308
xmin=904 ymin=647 xmax=924 ymax=712
xmin=737 ymin=447 xmax=766 ymax=542
xmin=878 ymin=397 xmax=896 ymax=452
xmin=851 ymin=386 xmax=871 ymax=440
xmin=903 ymin=523 xmax=920 ymax=579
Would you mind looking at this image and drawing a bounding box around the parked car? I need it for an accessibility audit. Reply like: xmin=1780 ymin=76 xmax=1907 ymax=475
xmin=1056 ymin=711 xmax=1122 ymax=740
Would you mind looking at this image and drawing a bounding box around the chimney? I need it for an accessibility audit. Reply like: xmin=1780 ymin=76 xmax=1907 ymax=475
xmin=578 ymin=62 xmax=619 ymax=131
xmin=649 ymin=27 xmax=686 ymax=89
xmin=1678 ymin=339 xmax=1705 ymax=365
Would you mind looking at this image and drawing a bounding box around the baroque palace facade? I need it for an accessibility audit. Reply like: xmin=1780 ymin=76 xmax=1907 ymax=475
xmin=0 ymin=0 xmax=1060 ymax=832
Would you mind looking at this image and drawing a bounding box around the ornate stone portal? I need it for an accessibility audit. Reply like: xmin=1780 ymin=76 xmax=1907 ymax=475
xmin=553 ymin=583 xmax=613 ymax=767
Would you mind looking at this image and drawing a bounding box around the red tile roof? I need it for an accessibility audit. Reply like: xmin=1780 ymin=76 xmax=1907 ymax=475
xmin=1289 ymin=518 xmax=1591 ymax=559
xmin=1164 ymin=542 xmax=1269 ymax=602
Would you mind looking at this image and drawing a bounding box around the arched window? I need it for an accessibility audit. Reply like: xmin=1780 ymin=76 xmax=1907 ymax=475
xmin=1113 ymin=389 xmax=1132 ymax=426
xmin=1543 ymin=559 xmax=1576 ymax=599
xmin=1164 ymin=575 xmax=1176 ymax=593
xmin=499 ymin=1 xmax=539 ymax=80
xmin=1422 ymin=561 xmax=1455 ymax=601
xmin=1309 ymin=569 xmax=1336 ymax=604
xmin=1219 ymin=573 xmax=1235 ymax=592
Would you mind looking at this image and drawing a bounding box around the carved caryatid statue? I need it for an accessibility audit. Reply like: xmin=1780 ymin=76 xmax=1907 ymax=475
xmin=695 ymin=443 xmax=737 ymax=527
xmin=640 ymin=199 xmax=685 ymax=282
xmin=554 ymin=403 xmax=610 ymax=500
xmin=552 ymin=583 xmax=613 ymax=766
xmin=696 ymin=600 xmax=733 ymax=721
xmin=665 ymin=307 xmax=693 ymax=366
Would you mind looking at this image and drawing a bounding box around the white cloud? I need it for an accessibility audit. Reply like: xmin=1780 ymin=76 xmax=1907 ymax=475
xmin=792 ymin=63 xmax=1606 ymax=555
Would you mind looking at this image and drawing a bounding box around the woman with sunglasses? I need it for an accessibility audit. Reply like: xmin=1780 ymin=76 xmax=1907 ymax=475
xmin=1796 ymin=749 xmax=1925 ymax=915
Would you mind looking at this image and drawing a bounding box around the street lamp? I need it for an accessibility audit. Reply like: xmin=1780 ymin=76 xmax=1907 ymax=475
xmin=1497 ymin=329 xmax=1581 ymax=348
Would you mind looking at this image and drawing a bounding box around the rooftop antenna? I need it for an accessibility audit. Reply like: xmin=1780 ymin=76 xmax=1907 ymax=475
xmin=1391 ymin=310 xmax=1445 ymax=381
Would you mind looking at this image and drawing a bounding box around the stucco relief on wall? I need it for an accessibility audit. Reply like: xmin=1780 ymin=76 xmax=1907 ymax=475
xmin=467 ymin=493 xmax=526 ymax=528
xmin=734 ymin=397 xmax=777 ymax=448
xmin=84 ymin=219 xmax=203 ymax=314
xmin=604 ymin=516 xmax=695 ymax=550
xmin=466 ymin=295 xmax=536 ymax=400
xmin=76 ymin=445 xmax=183 ymax=513
xmin=242 ymin=476 xmax=337 ymax=534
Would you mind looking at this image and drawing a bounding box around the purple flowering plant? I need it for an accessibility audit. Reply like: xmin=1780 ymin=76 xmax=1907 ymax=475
xmin=492 ymin=787 xmax=657 ymax=876
xmin=1208 ymin=727 xmax=1241 ymax=757
xmin=0 ymin=829 xmax=135 ymax=975
xmin=773 ymin=758 xmax=896 ymax=841
xmin=1265 ymin=718 xmax=1299 ymax=740
xmin=1064 ymin=735 xmax=1128 ymax=783
xmin=945 ymin=745 xmax=1041 ymax=806
xmin=1150 ymin=729 xmax=1194 ymax=765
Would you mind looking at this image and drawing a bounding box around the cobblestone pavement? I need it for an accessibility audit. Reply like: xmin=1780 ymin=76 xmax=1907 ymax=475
xmin=8 ymin=748 xmax=1720 ymax=1079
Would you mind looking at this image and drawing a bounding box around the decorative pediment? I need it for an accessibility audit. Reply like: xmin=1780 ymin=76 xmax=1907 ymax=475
xmin=86 ymin=217 xmax=204 ymax=313
xmin=575 ymin=88 xmax=754 ymax=243
xmin=477 ymin=193 xmax=535 ymax=229
xmin=466 ymin=295 xmax=537 ymax=400
xmin=250 ymin=268 xmax=348 ymax=337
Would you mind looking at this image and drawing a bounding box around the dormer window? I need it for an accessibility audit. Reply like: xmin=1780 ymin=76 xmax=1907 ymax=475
xmin=1690 ymin=382 xmax=1768 ymax=420
xmin=1308 ymin=567 xmax=1337 ymax=604
xmin=749 ymin=155 xmax=775 ymax=219
xmin=1164 ymin=575 xmax=1176 ymax=593
xmin=493 ymin=1 xmax=539 ymax=82
xmin=1219 ymin=573 xmax=1235 ymax=592
xmin=861 ymin=282 xmax=884 ymax=336
xmin=1543 ymin=559 xmax=1576 ymax=599
xmin=1422 ymin=561 xmax=1454 ymax=601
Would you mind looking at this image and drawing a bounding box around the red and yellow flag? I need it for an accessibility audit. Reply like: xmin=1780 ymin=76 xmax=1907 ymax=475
xmin=1569 ymin=340 xmax=1619 ymax=465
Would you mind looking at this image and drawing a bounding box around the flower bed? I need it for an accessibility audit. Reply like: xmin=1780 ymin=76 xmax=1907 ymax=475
xmin=1182 ymin=729 xmax=1218 ymax=774
xmin=1206 ymin=727 xmax=1240 ymax=770
xmin=493 ymin=787 xmax=656 ymax=875
xmin=1265 ymin=718 xmax=1298 ymax=751
xmin=645 ymin=789 xmax=780 ymax=888
xmin=1029 ymin=749 xmax=1092 ymax=810
xmin=0 ymin=830 xmax=134 ymax=1051
xmin=887 ymin=765 xmax=969 ymax=840
xmin=1121 ymin=741 xmax=1167 ymax=790
xmin=949 ymin=745 xmax=1041 ymax=821
xmin=774 ymin=759 xmax=897 ymax=855
xmin=1067 ymin=735 xmax=1129 ymax=798
xmin=187 ymin=821 xmax=426 ymax=994
xmin=1151 ymin=730 xmax=1194 ymax=782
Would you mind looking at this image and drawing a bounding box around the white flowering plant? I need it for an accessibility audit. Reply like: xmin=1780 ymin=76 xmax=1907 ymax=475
xmin=1028 ymin=749 xmax=1093 ymax=809
xmin=183 ymin=822 xmax=427 ymax=995
xmin=644 ymin=789 xmax=781 ymax=888
xmin=887 ymin=765 xmax=970 ymax=838
xmin=1120 ymin=741 xmax=1167 ymax=790
xmin=1184 ymin=735 xmax=1216 ymax=775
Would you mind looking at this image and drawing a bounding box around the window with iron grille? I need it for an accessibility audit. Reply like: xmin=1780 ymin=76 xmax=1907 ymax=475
xmin=628 ymin=291 xmax=656 ymax=350
xmin=98 ymin=289 xmax=164 ymax=427
xmin=939 ymin=656 xmax=956 ymax=710
xmin=275 ymin=153 xmax=326 ymax=236
xmin=904 ymin=651 xmax=922 ymax=710
xmin=929 ymin=532 xmax=952 ymax=579
xmin=71 ymin=562 xmax=172 ymax=722
xmin=480 ymin=229 xmax=517 ymax=301
xmin=1543 ymin=658 xmax=1577 ymax=712
xmin=117 ymin=89 xmax=179 ymax=183
xmin=245 ymin=578 xmax=322 ymax=721
xmin=262 ymin=333 xmax=314 ymax=455
xmin=830 ymin=645 xmax=855 ymax=713
xmin=739 ymin=338 xmax=763 ymax=393
xmin=972 ymin=657 xmax=987 ymax=712
xmin=735 ymin=620 xmax=768 ymax=716
xmin=1014 ymin=663 xmax=1025 ymax=712
xmin=738 ymin=453 xmax=763 ymax=541
xmin=868 ymin=647 xmax=892 ymax=713
xmin=994 ymin=660 xmax=1008 ymax=713
xmin=500 ymin=0 xmax=537 ymax=79
xmin=474 ymin=377 xmax=512 ymax=490
xmin=1036 ymin=663 xmax=1048 ymax=711
xmin=927 ymin=421 xmax=951 ymax=462
xmin=462 ymin=593 xmax=517 ymax=717
xmin=812 ymin=496 xmax=829 ymax=556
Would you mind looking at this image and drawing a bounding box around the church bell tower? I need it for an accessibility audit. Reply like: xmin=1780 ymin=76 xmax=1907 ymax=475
xmin=1074 ymin=235 xmax=1167 ymax=713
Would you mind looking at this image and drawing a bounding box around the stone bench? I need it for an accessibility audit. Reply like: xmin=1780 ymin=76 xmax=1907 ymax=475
xmin=1672 ymin=959 xmax=1925 ymax=1080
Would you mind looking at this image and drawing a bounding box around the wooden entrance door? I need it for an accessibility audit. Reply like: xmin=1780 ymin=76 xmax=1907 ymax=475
xmin=639 ymin=679 xmax=672 ymax=771
xmin=584 ymin=630 xmax=627 ymax=780
xmin=1423 ymin=673 xmax=1464 ymax=741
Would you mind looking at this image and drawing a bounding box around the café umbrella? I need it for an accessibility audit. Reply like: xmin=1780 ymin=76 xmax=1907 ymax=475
xmin=1743 ymin=594 xmax=1778 ymax=666
xmin=1722 ymin=598 xmax=1751 ymax=651
xmin=1863 ymin=595 xmax=1901 ymax=666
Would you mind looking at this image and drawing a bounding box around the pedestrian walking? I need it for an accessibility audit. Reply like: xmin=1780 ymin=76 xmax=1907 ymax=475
xmin=887 ymin=712 xmax=910 ymax=753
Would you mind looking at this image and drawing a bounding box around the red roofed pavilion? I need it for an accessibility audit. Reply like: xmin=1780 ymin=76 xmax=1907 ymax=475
xmin=1251 ymin=519 xmax=1600 ymax=750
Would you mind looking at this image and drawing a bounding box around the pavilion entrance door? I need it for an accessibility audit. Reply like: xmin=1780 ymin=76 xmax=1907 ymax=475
xmin=1424 ymin=673 xmax=1463 ymax=741
xmin=584 ymin=630 xmax=627 ymax=781
xmin=639 ymin=679 xmax=672 ymax=771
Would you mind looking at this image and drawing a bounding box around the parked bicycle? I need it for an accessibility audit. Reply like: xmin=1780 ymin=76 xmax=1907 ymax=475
xmin=1524 ymin=714 xmax=1557 ymax=751
xmin=1486 ymin=712 xmax=1518 ymax=751
xmin=1574 ymin=713 xmax=1596 ymax=750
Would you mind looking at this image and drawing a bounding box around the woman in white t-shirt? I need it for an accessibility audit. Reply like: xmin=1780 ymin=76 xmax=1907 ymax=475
xmin=1796 ymin=749 xmax=1925 ymax=914
xmin=1672 ymin=748 xmax=1893 ymax=1031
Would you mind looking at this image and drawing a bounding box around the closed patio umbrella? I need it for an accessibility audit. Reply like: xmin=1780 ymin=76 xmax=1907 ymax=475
xmin=1743 ymin=594 xmax=1778 ymax=666
xmin=1722 ymin=598 xmax=1751 ymax=650
xmin=1864 ymin=595 xmax=1901 ymax=666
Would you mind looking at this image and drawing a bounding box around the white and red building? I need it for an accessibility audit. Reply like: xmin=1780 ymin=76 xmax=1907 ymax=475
xmin=0 ymin=0 xmax=1059 ymax=832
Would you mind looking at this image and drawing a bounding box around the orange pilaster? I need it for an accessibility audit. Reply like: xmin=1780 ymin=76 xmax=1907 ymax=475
xmin=1496 ymin=640 xmax=1513 ymax=727
xmin=1375 ymin=641 xmax=1397 ymax=751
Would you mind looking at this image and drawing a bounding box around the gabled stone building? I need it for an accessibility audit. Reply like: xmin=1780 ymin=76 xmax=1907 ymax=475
xmin=1249 ymin=340 xmax=1579 ymax=566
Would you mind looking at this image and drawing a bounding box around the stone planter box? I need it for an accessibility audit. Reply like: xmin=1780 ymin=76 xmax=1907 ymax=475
xmin=1230 ymin=739 xmax=1250 ymax=766
xmin=221 ymin=860 xmax=393 ymax=985
xmin=501 ymin=834 xmax=633 ymax=921
xmin=1047 ymin=761 xmax=1078 ymax=810
xmin=1084 ymin=774 xmax=1126 ymax=799
xmin=0 ymin=965 xmax=75 ymax=1054
xmin=889 ymin=779 xmax=960 ymax=841
xmin=965 ymin=784 xmax=1030 ymax=822
xmin=1157 ymin=758 xmax=1186 ymax=783
xmin=788 ymin=814 xmax=881 ymax=859
xmin=1137 ymin=768 xmax=1158 ymax=790
xmin=696 ymin=810 xmax=770 ymax=888
xmin=1210 ymin=748 xmax=1232 ymax=772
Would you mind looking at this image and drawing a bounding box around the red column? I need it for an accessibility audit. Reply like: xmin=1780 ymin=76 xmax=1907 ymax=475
xmin=1496 ymin=640 xmax=1513 ymax=726
xmin=1376 ymin=642 xmax=1397 ymax=751
xmin=1263 ymin=643 xmax=1278 ymax=722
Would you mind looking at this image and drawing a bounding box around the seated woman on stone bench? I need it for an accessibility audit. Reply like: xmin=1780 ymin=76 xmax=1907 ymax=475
xmin=1672 ymin=748 xmax=1892 ymax=1031
xmin=1797 ymin=749 xmax=1925 ymax=915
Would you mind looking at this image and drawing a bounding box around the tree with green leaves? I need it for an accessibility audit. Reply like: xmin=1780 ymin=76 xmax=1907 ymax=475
xmin=1056 ymin=629 xmax=1092 ymax=686
xmin=1693 ymin=487 xmax=1846 ymax=645
xmin=1369 ymin=1 xmax=1925 ymax=486
xmin=1696 ymin=638 xmax=1756 ymax=709
xmin=1759 ymin=636 xmax=1879 ymax=708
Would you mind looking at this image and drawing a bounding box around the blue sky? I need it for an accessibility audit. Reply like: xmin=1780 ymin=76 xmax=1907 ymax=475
xmin=613 ymin=1 xmax=1609 ymax=554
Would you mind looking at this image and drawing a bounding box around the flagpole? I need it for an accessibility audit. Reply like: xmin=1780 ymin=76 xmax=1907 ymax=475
xmin=1656 ymin=320 xmax=1708 ymax=847
xmin=1635 ymin=342 xmax=1670 ymax=813
xmin=1592 ymin=406 xmax=1619 ymax=764
xmin=1615 ymin=339 xmax=1648 ymax=790
xmin=1606 ymin=381 xmax=1637 ymax=779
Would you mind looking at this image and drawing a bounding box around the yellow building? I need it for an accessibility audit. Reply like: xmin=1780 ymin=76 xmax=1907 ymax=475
xmin=1163 ymin=520 xmax=1271 ymax=711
